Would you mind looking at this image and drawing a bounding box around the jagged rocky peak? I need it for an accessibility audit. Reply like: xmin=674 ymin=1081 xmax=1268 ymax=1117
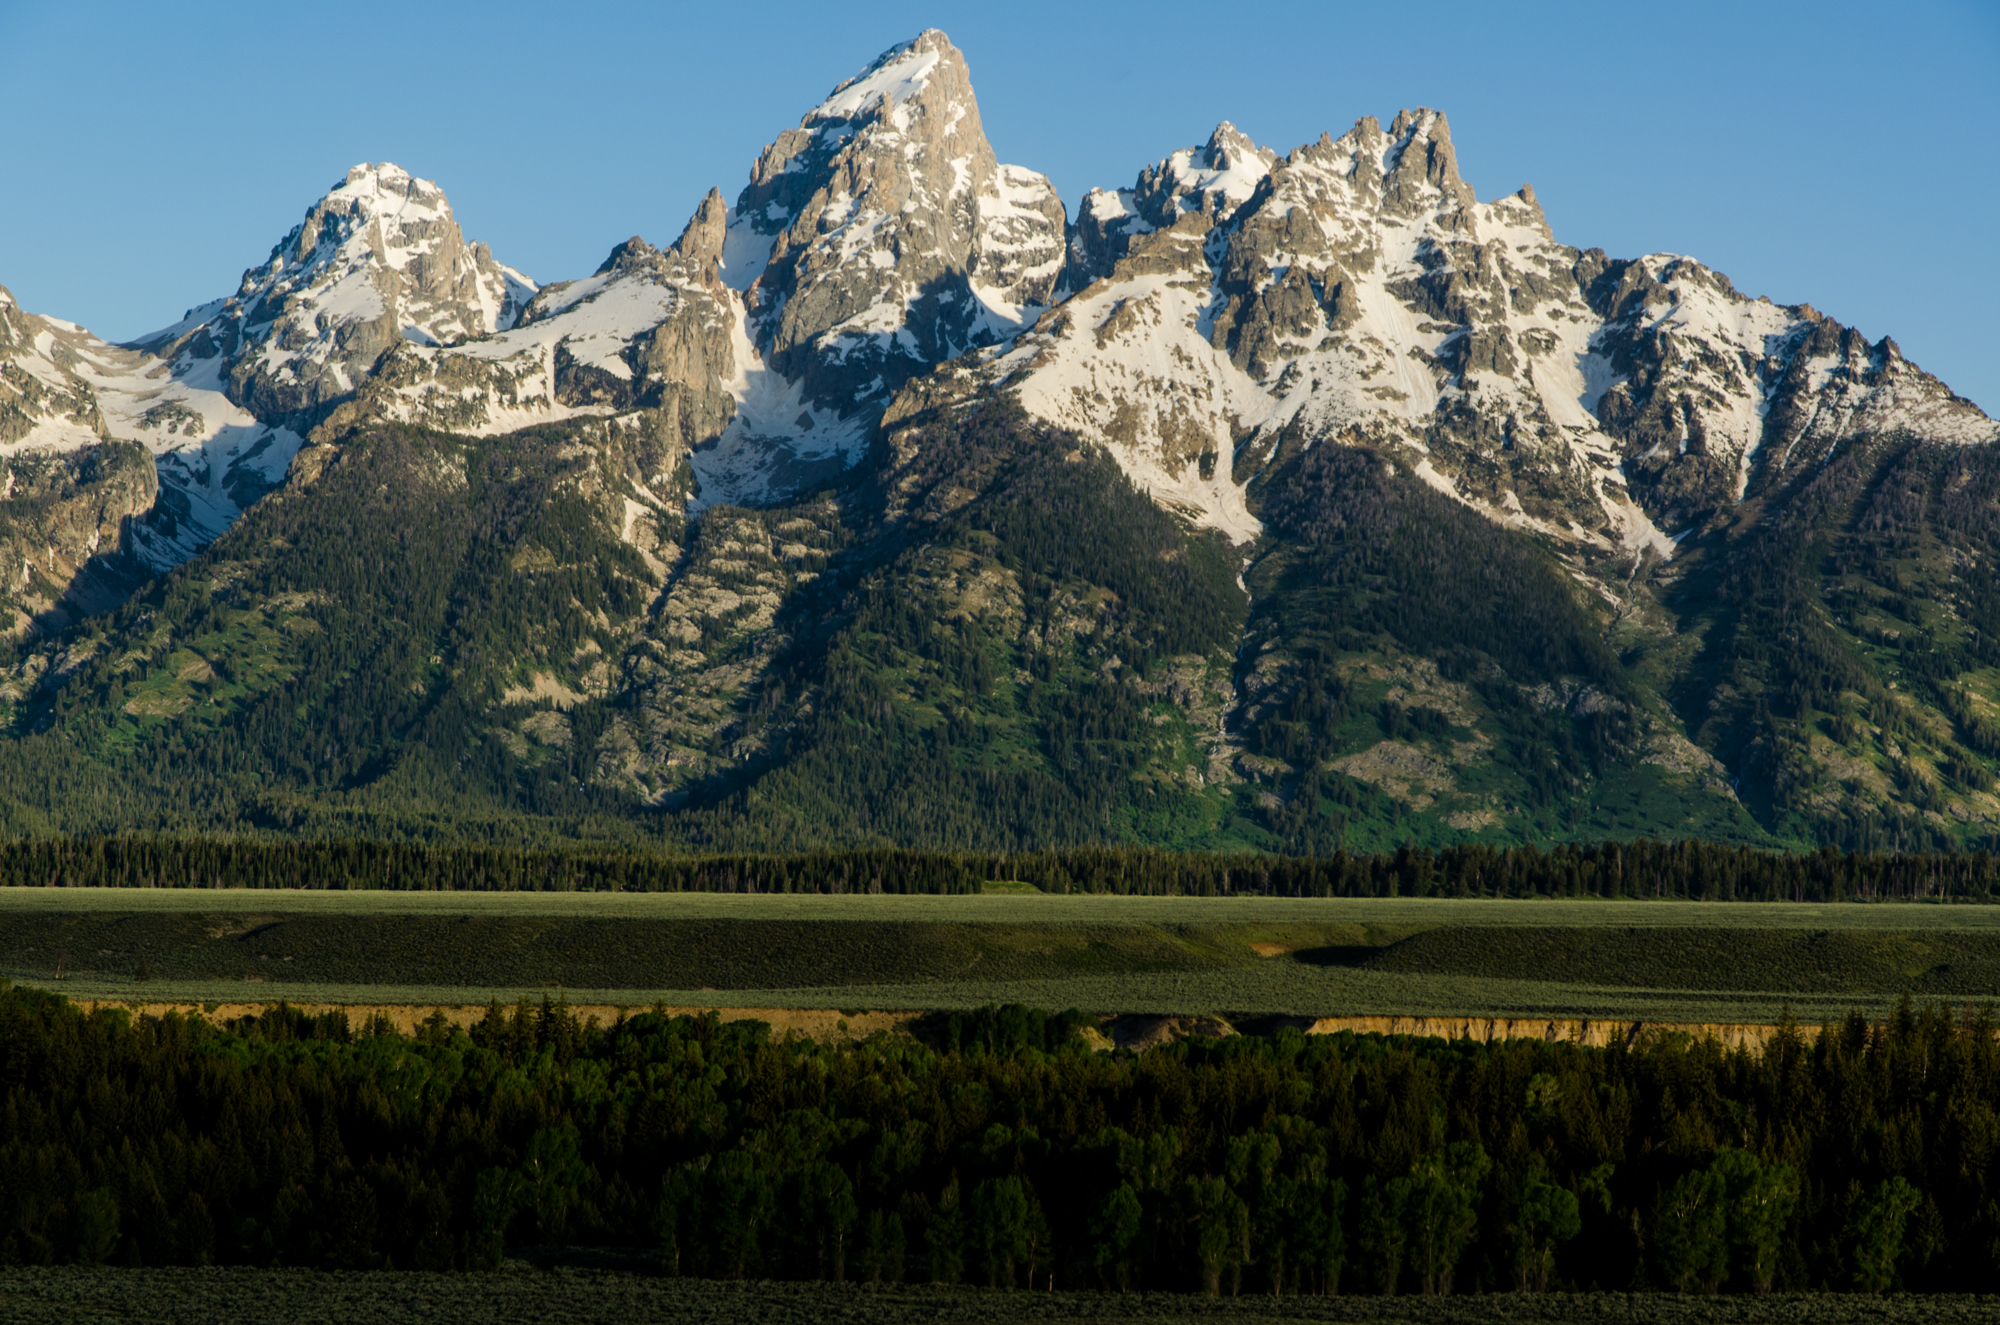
xmin=1067 ymin=122 xmax=1280 ymax=290
xmin=134 ymin=162 xmax=536 ymax=422
xmin=1137 ymin=122 xmax=1279 ymax=223
xmin=1376 ymin=107 xmax=1476 ymax=217
xmin=670 ymin=189 xmax=728 ymax=273
xmin=721 ymin=29 xmax=1066 ymax=416
xmin=1069 ymin=109 xmax=1481 ymax=290
xmin=362 ymin=208 xmax=742 ymax=494
xmin=956 ymin=97 xmax=1992 ymax=559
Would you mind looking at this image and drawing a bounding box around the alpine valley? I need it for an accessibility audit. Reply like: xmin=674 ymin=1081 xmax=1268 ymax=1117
xmin=0 ymin=29 xmax=1994 ymax=854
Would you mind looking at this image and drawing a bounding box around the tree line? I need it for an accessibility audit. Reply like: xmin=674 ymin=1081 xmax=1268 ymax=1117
xmin=0 ymin=836 xmax=1996 ymax=902
xmin=0 ymin=984 xmax=1990 ymax=1294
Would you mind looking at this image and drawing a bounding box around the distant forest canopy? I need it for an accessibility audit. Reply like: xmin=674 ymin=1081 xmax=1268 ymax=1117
xmin=0 ymin=986 xmax=1992 ymax=1294
xmin=0 ymin=837 xmax=1995 ymax=903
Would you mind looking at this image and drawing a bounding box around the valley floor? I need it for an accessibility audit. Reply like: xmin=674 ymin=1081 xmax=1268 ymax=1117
xmin=6 ymin=891 xmax=1996 ymax=1027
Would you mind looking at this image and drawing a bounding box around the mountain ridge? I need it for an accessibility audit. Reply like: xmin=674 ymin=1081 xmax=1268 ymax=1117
xmin=0 ymin=28 xmax=1993 ymax=853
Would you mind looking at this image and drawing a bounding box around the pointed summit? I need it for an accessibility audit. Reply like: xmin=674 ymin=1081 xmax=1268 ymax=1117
xmin=1063 ymin=124 xmax=1280 ymax=289
xmin=1380 ymin=108 xmax=1475 ymax=216
xmin=1117 ymin=123 xmax=1281 ymax=230
xmin=808 ymin=28 xmax=960 ymax=123
xmin=137 ymin=163 xmax=536 ymax=421
xmin=717 ymin=29 xmax=1065 ymax=418
xmin=670 ymin=188 xmax=728 ymax=273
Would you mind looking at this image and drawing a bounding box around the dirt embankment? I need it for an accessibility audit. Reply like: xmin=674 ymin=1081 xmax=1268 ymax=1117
xmin=77 ymin=1000 xmax=1826 ymax=1053
xmin=1289 ymin=1015 xmax=1801 ymax=1053
xmin=75 ymin=1001 xmax=921 ymax=1042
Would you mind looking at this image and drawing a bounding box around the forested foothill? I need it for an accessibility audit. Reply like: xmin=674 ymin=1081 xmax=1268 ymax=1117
xmin=5 ymin=401 xmax=2000 ymax=860
xmin=1 ymin=987 xmax=1997 ymax=1302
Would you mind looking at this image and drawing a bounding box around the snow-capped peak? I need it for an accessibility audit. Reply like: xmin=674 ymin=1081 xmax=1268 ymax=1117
xmin=272 ymin=163 xmax=522 ymax=291
xmin=133 ymin=161 xmax=536 ymax=422
xmin=691 ymin=28 xmax=1066 ymax=506
xmin=809 ymin=30 xmax=949 ymax=125
xmin=937 ymin=93 xmax=1994 ymax=559
xmin=1154 ymin=122 xmax=1278 ymax=217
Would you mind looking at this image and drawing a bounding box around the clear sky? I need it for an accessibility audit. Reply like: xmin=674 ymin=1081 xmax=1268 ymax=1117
xmin=1 ymin=0 xmax=1993 ymax=411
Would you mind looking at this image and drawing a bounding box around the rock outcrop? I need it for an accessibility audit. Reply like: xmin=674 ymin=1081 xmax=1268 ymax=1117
xmin=0 ymin=440 xmax=156 ymax=639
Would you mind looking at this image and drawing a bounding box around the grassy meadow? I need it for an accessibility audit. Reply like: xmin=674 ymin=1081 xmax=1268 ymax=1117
xmin=4 ymin=889 xmax=1998 ymax=1024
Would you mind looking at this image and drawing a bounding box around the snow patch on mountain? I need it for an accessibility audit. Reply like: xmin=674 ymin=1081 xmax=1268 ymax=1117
xmin=688 ymin=293 xmax=870 ymax=509
xmin=812 ymin=39 xmax=943 ymax=122
xmin=983 ymin=257 xmax=1270 ymax=544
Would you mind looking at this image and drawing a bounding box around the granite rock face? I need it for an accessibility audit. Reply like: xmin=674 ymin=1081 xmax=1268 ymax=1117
xmin=724 ymin=30 xmax=1065 ymax=422
xmin=0 ymin=298 xmax=157 ymax=637
xmin=0 ymin=440 xmax=156 ymax=640
xmin=0 ymin=288 xmax=157 ymax=633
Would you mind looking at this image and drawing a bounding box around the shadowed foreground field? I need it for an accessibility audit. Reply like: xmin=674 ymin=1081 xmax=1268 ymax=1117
xmin=6 ymin=892 xmax=2000 ymax=1023
xmin=0 ymin=1269 xmax=1992 ymax=1325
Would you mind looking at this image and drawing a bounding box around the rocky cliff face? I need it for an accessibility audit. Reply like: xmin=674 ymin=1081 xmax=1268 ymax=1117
xmin=357 ymin=220 xmax=737 ymax=478
xmin=0 ymin=291 xmax=156 ymax=635
xmin=0 ymin=282 xmax=309 ymax=581
xmin=0 ymin=292 xmax=155 ymax=639
xmin=0 ymin=441 xmax=157 ymax=639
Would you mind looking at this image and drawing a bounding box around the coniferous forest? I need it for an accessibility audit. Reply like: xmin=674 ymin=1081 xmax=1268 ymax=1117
xmin=0 ymin=837 xmax=1996 ymax=902
xmin=0 ymin=985 xmax=1994 ymax=1298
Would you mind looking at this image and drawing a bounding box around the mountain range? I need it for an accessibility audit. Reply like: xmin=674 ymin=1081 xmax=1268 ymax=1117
xmin=0 ymin=29 xmax=1995 ymax=853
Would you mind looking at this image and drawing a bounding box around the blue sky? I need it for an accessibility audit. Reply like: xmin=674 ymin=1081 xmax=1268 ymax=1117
xmin=1 ymin=0 xmax=1994 ymax=410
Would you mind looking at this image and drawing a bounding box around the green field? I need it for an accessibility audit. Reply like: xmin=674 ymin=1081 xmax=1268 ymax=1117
xmin=0 ymin=1269 xmax=1993 ymax=1325
xmin=5 ymin=890 xmax=1998 ymax=1024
